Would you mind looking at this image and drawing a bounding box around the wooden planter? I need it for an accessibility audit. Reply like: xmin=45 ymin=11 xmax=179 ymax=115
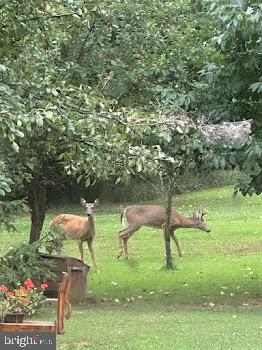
xmin=40 ymin=255 xmax=90 ymax=302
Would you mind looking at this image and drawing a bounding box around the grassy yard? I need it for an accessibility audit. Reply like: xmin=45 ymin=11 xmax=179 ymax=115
xmin=1 ymin=187 xmax=262 ymax=349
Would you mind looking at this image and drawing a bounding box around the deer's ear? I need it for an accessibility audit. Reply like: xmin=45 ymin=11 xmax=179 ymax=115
xmin=94 ymin=199 xmax=100 ymax=206
xmin=80 ymin=198 xmax=87 ymax=206
xmin=192 ymin=211 xmax=198 ymax=219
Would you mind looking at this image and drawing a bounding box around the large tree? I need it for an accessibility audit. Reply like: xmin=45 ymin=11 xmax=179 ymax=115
xmin=0 ymin=0 xmax=213 ymax=241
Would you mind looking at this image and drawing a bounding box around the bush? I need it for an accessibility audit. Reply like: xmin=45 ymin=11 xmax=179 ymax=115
xmin=0 ymin=230 xmax=62 ymax=288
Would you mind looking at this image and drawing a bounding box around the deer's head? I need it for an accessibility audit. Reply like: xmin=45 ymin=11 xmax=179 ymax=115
xmin=191 ymin=210 xmax=211 ymax=233
xmin=81 ymin=198 xmax=100 ymax=216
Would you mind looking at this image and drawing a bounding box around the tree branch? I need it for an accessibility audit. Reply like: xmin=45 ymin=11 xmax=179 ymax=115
xmin=76 ymin=20 xmax=96 ymax=64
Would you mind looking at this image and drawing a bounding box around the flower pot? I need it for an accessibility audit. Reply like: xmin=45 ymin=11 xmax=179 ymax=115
xmin=4 ymin=313 xmax=25 ymax=323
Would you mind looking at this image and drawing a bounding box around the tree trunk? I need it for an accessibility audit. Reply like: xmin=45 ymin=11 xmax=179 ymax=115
xmin=28 ymin=180 xmax=47 ymax=243
xmin=164 ymin=185 xmax=175 ymax=270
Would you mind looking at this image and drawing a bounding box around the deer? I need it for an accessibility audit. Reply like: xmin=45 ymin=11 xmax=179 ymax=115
xmin=50 ymin=198 xmax=100 ymax=272
xmin=117 ymin=205 xmax=211 ymax=259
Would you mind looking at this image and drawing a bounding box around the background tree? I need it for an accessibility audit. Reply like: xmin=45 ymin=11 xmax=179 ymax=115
xmin=197 ymin=0 xmax=262 ymax=195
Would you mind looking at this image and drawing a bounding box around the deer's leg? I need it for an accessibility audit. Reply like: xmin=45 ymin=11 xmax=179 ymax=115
xmin=117 ymin=226 xmax=140 ymax=259
xmin=78 ymin=239 xmax=84 ymax=261
xmin=170 ymin=230 xmax=182 ymax=257
xmin=87 ymin=240 xmax=98 ymax=272
xmin=123 ymin=237 xmax=129 ymax=260
xmin=117 ymin=229 xmax=124 ymax=258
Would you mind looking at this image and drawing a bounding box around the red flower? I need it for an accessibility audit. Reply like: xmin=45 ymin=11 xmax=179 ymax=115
xmin=40 ymin=283 xmax=48 ymax=290
xmin=22 ymin=298 xmax=29 ymax=304
xmin=19 ymin=286 xmax=26 ymax=292
xmin=0 ymin=286 xmax=8 ymax=292
xmin=8 ymin=291 xmax=15 ymax=297
xmin=24 ymin=279 xmax=35 ymax=289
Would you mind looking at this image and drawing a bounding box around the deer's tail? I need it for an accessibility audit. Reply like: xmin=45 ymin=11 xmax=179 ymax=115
xmin=120 ymin=209 xmax=127 ymax=226
xmin=50 ymin=214 xmax=64 ymax=230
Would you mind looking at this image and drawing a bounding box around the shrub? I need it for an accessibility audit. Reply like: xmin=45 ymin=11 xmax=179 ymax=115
xmin=0 ymin=230 xmax=62 ymax=288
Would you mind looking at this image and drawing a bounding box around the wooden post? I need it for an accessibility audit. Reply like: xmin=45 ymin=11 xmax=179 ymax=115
xmin=57 ymin=272 xmax=72 ymax=335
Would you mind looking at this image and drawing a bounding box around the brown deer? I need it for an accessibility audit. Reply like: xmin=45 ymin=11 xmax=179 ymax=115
xmin=117 ymin=205 xmax=210 ymax=259
xmin=50 ymin=198 xmax=100 ymax=271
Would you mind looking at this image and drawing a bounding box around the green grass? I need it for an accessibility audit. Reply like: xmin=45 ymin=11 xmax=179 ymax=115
xmin=53 ymin=304 xmax=262 ymax=350
xmin=1 ymin=187 xmax=262 ymax=349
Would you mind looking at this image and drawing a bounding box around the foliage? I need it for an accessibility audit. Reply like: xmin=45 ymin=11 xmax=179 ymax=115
xmin=197 ymin=1 xmax=262 ymax=195
xmin=39 ymin=230 xmax=63 ymax=255
xmin=0 ymin=239 xmax=56 ymax=288
xmin=0 ymin=198 xmax=28 ymax=230
xmin=0 ymin=279 xmax=47 ymax=321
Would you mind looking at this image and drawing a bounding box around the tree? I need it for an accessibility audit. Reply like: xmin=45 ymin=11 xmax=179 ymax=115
xmin=151 ymin=116 xmax=204 ymax=269
xmin=0 ymin=0 xmax=212 ymax=240
xmin=117 ymin=111 xmax=205 ymax=269
xmin=1 ymin=102 xmax=160 ymax=242
xmin=0 ymin=0 xmax=159 ymax=240
xmin=197 ymin=0 xmax=262 ymax=195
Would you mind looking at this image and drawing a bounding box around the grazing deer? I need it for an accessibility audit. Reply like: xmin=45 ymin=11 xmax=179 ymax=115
xmin=50 ymin=198 xmax=100 ymax=271
xmin=117 ymin=205 xmax=210 ymax=259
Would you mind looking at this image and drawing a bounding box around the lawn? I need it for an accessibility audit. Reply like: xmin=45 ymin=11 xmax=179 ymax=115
xmin=1 ymin=187 xmax=262 ymax=349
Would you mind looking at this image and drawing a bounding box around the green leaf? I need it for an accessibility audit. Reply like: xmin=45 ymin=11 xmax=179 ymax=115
xmin=0 ymin=83 xmax=13 ymax=96
xmin=12 ymin=142 xmax=19 ymax=153
xmin=0 ymin=64 xmax=6 ymax=72
xmin=176 ymin=126 xmax=183 ymax=134
xmin=77 ymin=174 xmax=84 ymax=184
xmin=137 ymin=162 xmax=142 ymax=172
xmin=52 ymin=89 xmax=59 ymax=97
xmin=249 ymin=82 xmax=262 ymax=93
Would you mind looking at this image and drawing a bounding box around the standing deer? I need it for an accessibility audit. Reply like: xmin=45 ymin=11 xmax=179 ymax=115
xmin=50 ymin=198 xmax=100 ymax=271
xmin=117 ymin=205 xmax=211 ymax=259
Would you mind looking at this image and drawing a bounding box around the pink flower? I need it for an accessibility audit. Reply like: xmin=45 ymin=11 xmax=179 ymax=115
xmin=19 ymin=286 xmax=26 ymax=292
xmin=40 ymin=283 xmax=48 ymax=290
xmin=24 ymin=279 xmax=35 ymax=289
xmin=0 ymin=285 xmax=8 ymax=292
xmin=8 ymin=291 xmax=15 ymax=297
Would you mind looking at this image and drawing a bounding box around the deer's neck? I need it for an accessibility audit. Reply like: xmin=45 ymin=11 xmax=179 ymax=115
xmin=87 ymin=215 xmax=95 ymax=229
xmin=176 ymin=216 xmax=196 ymax=229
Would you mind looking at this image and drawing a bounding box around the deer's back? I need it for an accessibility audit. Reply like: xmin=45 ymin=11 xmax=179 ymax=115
xmin=125 ymin=205 xmax=180 ymax=228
